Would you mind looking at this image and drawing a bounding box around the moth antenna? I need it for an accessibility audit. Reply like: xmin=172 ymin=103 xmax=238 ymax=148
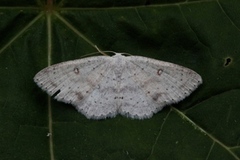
xmin=94 ymin=45 xmax=108 ymax=56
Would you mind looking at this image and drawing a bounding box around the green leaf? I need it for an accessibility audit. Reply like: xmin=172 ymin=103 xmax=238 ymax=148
xmin=0 ymin=0 xmax=240 ymax=159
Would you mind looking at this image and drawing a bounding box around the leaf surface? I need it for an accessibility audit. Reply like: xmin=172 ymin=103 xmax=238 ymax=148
xmin=0 ymin=0 xmax=240 ymax=159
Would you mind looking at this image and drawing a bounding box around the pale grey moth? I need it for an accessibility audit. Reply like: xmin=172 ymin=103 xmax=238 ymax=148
xmin=34 ymin=52 xmax=202 ymax=119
